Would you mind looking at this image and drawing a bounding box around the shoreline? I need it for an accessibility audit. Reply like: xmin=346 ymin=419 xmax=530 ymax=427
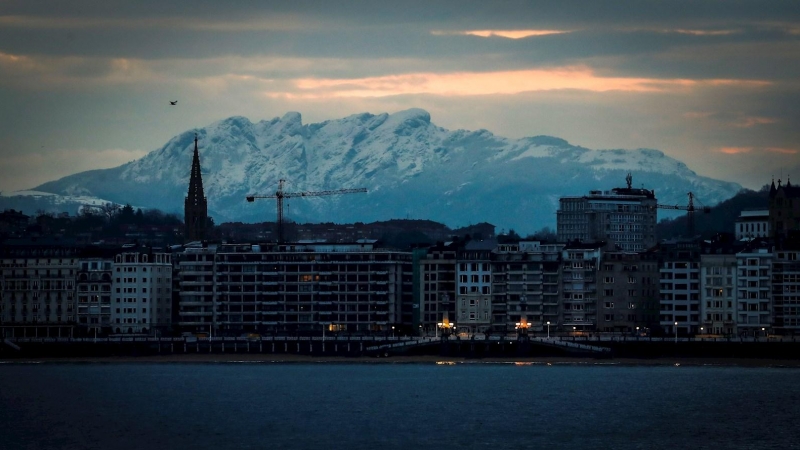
xmin=3 ymin=354 xmax=800 ymax=367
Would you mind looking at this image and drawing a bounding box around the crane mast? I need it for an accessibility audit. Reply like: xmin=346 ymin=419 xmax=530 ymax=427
xmin=246 ymin=179 xmax=367 ymax=243
xmin=656 ymin=192 xmax=710 ymax=237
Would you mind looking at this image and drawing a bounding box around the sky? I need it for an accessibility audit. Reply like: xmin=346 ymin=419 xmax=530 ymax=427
xmin=1 ymin=0 xmax=799 ymax=193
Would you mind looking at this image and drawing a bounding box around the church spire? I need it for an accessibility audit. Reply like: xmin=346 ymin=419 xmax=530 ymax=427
xmin=184 ymin=133 xmax=208 ymax=242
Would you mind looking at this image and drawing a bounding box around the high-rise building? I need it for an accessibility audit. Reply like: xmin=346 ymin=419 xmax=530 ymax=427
xmin=557 ymin=175 xmax=657 ymax=252
xmin=184 ymin=134 xmax=208 ymax=242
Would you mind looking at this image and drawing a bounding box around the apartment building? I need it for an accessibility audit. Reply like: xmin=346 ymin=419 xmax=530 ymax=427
xmin=76 ymin=257 xmax=113 ymax=335
xmin=659 ymin=240 xmax=701 ymax=335
xmin=597 ymin=250 xmax=660 ymax=333
xmin=0 ymin=239 xmax=80 ymax=337
xmin=736 ymin=245 xmax=772 ymax=336
xmin=175 ymin=245 xmax=216 ymax=333
xmin=773 ymin=248 xmax=800 ymax=335
xmin=178 ymin=242 xmax=413 ymax=336
xmin=418 ymin=242 xmax=458 ymax=334
xmin=735 ymin=210 xmax=770 ymax=241
xmin=557 ymin=180 xmax=657 ymax=252
xmin=111 ymin=251 xmax=173 ymax=335
xmin=562 ymin=242 xmax=603 ymax=331
xmin=699 ymin=253 xmax=738 ymax=335
xmin=455 ymin=240 xmax=493 ymax=335
xmin=491 ymin=241 xmax=563 ymax=334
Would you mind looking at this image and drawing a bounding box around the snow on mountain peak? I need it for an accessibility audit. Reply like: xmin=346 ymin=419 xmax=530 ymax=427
xmin=27 ymin=109 xmax=743 ymax=232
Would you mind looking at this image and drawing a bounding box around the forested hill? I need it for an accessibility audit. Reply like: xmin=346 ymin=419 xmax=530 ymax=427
xmin=655 ymin=187 xmax=769 ymax=240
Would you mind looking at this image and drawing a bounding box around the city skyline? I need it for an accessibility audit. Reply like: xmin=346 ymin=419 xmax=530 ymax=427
xmin=1 ymin=1 xmax=799 ymax=193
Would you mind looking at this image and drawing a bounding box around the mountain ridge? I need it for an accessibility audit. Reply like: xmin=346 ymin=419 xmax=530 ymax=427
xmin=10 ymin=108 xmax=741 ymax=233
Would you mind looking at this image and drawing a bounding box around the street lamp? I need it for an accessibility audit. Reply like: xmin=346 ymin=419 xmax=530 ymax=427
xmin=391 ymin=325 xmax=395 ymax=338
xmin=674 ymin=321 xmax=678 ymax=343
xmin=546 ymin=321 xmax=551 ymax=339
xmin=419 ymin=324 xmax=423 ymax=337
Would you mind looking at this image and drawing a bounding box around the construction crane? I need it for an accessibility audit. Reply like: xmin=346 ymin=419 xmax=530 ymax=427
xmin=656 ymin=192 xmax=711 ymax=237
xmin=246 ymin=179 xmax=367 ymax=243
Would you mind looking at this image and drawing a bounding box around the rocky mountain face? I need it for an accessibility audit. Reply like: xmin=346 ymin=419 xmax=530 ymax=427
xmin=12 ymin=108 xmax=741 ymax=233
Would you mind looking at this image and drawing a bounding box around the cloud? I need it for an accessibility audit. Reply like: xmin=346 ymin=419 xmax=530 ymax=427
xmin=669 ymin=29 xmax=739 ymax=36
xmin=718 ymin=146 xmax=797 ymax=155
xmin=733 ymin=116 xmax=777 ymax=128
xmin=0 ymin=14 xmax=313 ymax=32
xmin=432 ymin=29 xmax=570 ymax=39
xmin=284 ymin=67 xmax=769 ymax=98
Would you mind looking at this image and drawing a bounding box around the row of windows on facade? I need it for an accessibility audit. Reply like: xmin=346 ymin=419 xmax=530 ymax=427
xmin=739 ymin=222 xmax=768 ymax=233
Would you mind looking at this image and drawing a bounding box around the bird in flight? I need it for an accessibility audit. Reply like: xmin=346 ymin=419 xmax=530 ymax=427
xmin=169 ymin=100 xmax=177 ymax=105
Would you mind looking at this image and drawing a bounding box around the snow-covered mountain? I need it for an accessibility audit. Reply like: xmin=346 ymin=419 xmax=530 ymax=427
xmin=11 ymin=108 xmax=741 ymax=233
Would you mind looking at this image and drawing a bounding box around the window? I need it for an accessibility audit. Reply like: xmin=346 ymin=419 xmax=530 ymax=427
xmin=604 ymin=277 xmax=614 ymax=283
xmin=604 ymin=302 xmax=614 ymax=309
xmin=628 ymin=277 xmax=636 ymax=284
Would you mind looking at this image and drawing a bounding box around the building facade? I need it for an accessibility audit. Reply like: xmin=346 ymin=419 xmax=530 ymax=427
xmin=561 ymin=243 xmax=602 ymax=332
xmin=659 ymin=240 xmax=701 ymax=335
xmin=735 ymin=210 xmax=770 ymax=240
xmin=699 ymin=253 xmax=738 ymax=335
xmin=773 ymin=248 xmax=800 ymax=335
xmin=455 ymin=241 xmax=493 ymax=335
xmin=76 ymin=258 xmax=113 ymax=335
xmin=111 ymin=252 xmax=173 ymax=335
xmin=557 ymin=182 xmax=657 ymax=252
xmin=735 ymin=245 xmax=772 ymax=336
xmin=0 ymin=240 xmax=80 ymax=337
xmin=597 ymin=250 xmax=660 ymax=333
xmin=178 ymin=242 xmax=413 ymax=336
xmin=418 ymin=242 xmax=458 ymax=334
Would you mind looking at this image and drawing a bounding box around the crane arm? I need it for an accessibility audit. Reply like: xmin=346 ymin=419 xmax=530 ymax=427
xmin=656 ymin=205 xmax=690 ymax=211
xmin=284 ymin=188 xmax=368 ymax=198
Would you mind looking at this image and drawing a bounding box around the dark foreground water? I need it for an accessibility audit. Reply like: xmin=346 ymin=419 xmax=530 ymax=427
xmin=1 ymin=362 xmax=799 ymax=450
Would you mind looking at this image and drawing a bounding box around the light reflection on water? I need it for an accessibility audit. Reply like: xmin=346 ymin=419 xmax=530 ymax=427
xmin=0 ymin=363 xmax=798 ymax=450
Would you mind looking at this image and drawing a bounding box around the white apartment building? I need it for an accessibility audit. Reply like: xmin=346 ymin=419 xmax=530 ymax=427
xmin=736 ymin=247 xmax=772 ymax=335
xmin=735 ymin=210 xmax=770 ymax=240
xmin=699 ymin=254 xmax=737 ymax=335
xmin=111 ymin=252 xmax=172 ymax=335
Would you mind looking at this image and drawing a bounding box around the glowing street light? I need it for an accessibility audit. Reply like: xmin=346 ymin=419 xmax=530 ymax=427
xmin=546 ymin=321 xmax=551 ymax=339
xmin=674 ymin=321 xmax=678 ymax=343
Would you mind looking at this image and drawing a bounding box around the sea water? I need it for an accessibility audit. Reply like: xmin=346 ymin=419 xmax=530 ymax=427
xmin=0 ymin=362 xmax=798 ymax=450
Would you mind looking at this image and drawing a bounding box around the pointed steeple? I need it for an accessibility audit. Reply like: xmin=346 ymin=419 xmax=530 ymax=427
xmin=184 ymin=133 xmax=208 ymax=242
xmin=770 ymin=177 xmax=777 ymax=197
